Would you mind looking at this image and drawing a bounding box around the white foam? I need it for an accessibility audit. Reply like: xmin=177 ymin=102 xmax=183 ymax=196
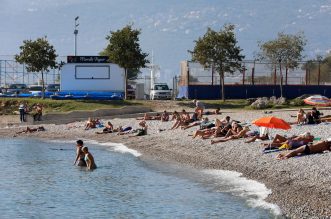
xmin=98 ymin=142 xmax=142 ymax=157
xmin=48 ymin=139 xmax=141 ymax=157
xmin=203 ymin=169 xmax=282 ymax=216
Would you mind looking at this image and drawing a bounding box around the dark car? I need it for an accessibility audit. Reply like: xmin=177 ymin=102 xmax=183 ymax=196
xmin=46 ymin=84 xmax=60 ymax=92
xmin=7 ymin=83 xmax=29 ymax=94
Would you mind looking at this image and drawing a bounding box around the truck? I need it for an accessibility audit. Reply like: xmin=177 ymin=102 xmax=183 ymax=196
xmin=150 ymin=83 xmax=172 ymax=100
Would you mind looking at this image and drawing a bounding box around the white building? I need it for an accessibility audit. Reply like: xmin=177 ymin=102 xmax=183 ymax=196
xmin=60 ymin=56 xmax=125 ymax=92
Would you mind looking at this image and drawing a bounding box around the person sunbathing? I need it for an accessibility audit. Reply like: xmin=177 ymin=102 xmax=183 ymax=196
xmin=177 ymin=109 xmax=192 ymax=128
xmin=276 ymin=140 xmax=331 ymax=159
xmin=214 ymin=124 xmax=233 ymax=138
xmin=116 ymin=126 xmax=133 ymax=135
xmin=161 ymin=110 xmax=170 ymax=122
xmin=95 ymin=121 xmax=114 ymax=134
xmin=136 ymin=113 xmax=161 ymax=120
xmin=245 ymin=127 xmax=269 ymax=143
xmin=181 ymin=114 xmax=205 ymax=130
xmin=192 ymin=128 xmax=215 ymax=139
xmin=130 ymin=121 xmax=148 ymax=137
xmin=262 ymin=132 xmax=314 ymax=150
xmin=85 ymin=117 xmax=97 ymax=130
xmin=170 ymin=111 xmax=182 ymax=130
xmin=16 ymin=126 xmax=45 ymax=134
xmin=224 ymin=122 xmax=243 ymax=137
xmin=296 ymin=108 xmax=306 ymax=124
xmin=205 ymin=107 xmax=221 ymax=115
xmin=211 ymin=126 xmax=250 ymax=144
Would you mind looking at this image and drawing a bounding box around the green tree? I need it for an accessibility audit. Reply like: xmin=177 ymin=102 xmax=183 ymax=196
xmin=100 ymin=25 xmax=149 ymax=99
xmin=257 ymin=32 xmax=306 ymax=96
xmin=189 ymin=24 xmax=244 ymax=101
xmin=15 ymin=37 xmax=58 ymax=98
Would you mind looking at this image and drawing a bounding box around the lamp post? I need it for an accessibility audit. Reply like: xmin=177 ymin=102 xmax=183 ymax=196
xmin=74 ymin=16 xmax=79 ymax=56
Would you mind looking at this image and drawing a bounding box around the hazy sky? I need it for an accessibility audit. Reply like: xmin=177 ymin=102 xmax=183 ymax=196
xmin=1 ymin=0 xmax=331 ymax=83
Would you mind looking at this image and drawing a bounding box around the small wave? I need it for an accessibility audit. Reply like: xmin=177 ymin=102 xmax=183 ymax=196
xmin=203 ymin=169 xmax=282 ymax=216
xmin=98 ymin=142 xmax=142 ymax=157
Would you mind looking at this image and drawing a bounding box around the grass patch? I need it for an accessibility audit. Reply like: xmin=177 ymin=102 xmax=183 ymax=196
xmin=0 ymin=98 xmax=142 ymax=114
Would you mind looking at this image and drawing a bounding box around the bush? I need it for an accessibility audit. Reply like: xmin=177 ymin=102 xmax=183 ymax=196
xmin=290 ymin=98 xmax=305 ymax=106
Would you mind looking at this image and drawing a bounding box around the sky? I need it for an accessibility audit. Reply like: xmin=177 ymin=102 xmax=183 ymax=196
xmin=1 ymin=0 xmax=331 ymax=83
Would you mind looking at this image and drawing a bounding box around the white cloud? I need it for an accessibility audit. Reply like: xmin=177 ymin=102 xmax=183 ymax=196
xmin=27 ymin=8 xmax=38 ymax=12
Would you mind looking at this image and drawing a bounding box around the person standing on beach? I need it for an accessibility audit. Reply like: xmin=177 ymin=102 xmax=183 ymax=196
xmin=18 ymin=102 xmax=26 ymax=122
xmin=193 ymin=99 xmax=205 ymax=119
xmin=82 ymin=146 xmax=97 ymax=170
xmin=74 ymin=140 xmax=87 ymax=167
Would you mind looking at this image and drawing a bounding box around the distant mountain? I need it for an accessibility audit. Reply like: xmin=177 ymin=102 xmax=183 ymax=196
xmin=0 ymin=0 xmax=330 ymax=83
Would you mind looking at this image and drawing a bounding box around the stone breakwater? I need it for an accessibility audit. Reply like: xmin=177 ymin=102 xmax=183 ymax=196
xmin=0 ymin=109 xmax=330 ymax=218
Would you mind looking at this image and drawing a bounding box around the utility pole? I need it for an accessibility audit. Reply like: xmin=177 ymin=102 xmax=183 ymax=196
xmin=74 ymin=16 xmax=79 ymax=56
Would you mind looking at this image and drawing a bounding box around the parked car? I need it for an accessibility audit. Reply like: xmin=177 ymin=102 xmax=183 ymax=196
xmin=46 ymin=84 xmax=60 ymax=92
xmin=29 ymin=85 xmax=43 ymax=96
xmin=7 ymin=83 xmax=29 ymax=95
xmin=150 ymin=83 xmax=172 ymax=100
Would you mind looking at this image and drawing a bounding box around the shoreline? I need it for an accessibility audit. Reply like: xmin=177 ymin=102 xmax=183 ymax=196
xmin=1 ymin=109 xmax=331 ymax=218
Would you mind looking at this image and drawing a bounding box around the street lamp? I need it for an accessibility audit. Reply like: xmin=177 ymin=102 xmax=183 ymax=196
xmin=74 ymin=16 xmax=79 ymax=56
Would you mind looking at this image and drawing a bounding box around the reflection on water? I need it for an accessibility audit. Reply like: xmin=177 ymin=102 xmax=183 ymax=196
xmin=0 ymin=138 xmax=278 ymax=218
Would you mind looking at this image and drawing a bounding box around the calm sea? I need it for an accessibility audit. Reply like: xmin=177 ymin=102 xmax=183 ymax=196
xmin=0 ymin=138 xmax=282 ymax=218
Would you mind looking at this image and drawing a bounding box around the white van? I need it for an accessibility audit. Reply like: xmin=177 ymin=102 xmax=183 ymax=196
xmin=150 ymin=83 xmax=172 ymax=100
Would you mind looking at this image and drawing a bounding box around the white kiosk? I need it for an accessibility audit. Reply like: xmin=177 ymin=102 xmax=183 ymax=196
xmin=60 ymin=56 xmax=125 ymax=92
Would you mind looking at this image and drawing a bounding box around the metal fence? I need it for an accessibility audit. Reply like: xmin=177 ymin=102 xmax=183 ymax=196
xmin=179 ymin=60 xmax=331 ymax=86
xmin=0 ymin=57 xmax=66 ymax=88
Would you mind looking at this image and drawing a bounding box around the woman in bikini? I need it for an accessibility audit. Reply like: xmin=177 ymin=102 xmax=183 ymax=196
xmin=211 ymin=126 xmax=250 ymax=144
xmin=276 ymin=140 xmax=331 ymax=159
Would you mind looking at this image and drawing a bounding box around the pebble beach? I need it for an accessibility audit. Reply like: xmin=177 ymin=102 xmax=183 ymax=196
xmin=0 ymin=109 xmax=331 ymax=218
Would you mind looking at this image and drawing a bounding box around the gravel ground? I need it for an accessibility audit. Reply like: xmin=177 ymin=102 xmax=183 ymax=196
xmin=1 ymin=109 xmax=331 ymax=218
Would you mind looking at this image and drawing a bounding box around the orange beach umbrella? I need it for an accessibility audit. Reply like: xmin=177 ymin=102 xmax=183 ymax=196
xmin=252 ymin=116 xmax=291 ymax=130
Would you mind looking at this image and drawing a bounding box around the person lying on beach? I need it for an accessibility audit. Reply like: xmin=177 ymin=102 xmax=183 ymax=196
xmin=85 ymin=117 xmax=97 ymax=130
xmin=223 ymin=122 xmax=243 ymax=138
xmin=16 ymin=126 xmax=45 ymax=134
xmin=262 ymin=132 xmax=314 ymax=150
xmin=95 ymin=121 xmax=114 ymax=134
xmin=245 ymin=133 xmax=269 ymax=143
xmin=130 ymin=121 xmax=148 ymax=137
xmin=276 ymin=140 xmax=331 ymax=160
xmin=211 ymin=126 xmax=250 ymax=144
xmin=245 ymin=127 xmax=269 ymax=143
xmin=204 ymin=107 xmax=221 ymax=115
xmin=219 ymin=116 xmax=232 ymax=127
xmin=161 ymin=110 xmax=170 ymax=122
xmin=82 ymin=146 xmax=97 ymax=170
xmin=191 ymin=119 xmax=227 ymax=139
xmin=181 ymin=114 xmax=202 ymax=130
xmin=74 ymin=140 xmax=87 ymax=167
xmin=136 ymin=113 xmax=161 ymax=120
xmin=116 ymin=126 xmax=133 ymax=135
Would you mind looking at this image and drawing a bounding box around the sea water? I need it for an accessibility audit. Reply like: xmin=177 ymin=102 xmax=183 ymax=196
xmin=0 ymin=138 xmax=282 ymax=218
